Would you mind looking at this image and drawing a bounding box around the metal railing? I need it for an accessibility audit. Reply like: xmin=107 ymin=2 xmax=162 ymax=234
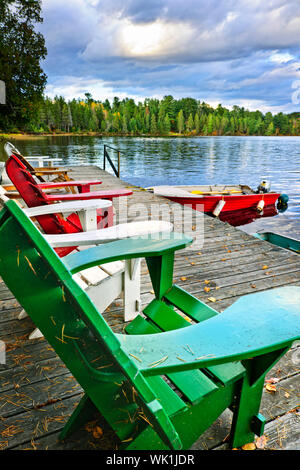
xmin=103 ymin=145 xmax=125 ymax=178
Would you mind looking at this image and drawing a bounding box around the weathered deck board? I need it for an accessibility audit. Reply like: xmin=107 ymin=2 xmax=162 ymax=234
xmin=0 ymin=164 xmax=299 ymax=451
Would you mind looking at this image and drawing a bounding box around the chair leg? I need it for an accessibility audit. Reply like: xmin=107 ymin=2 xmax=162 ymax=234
xmin=60 ymin=393 xmax=98 ymax=440
xmin=123 ymin=259 xmax=141 ymax=322
xmin=229 ymin=372 xmax=265 ymax=448
xmin=229 ymin=348 xmax=288 ymax=448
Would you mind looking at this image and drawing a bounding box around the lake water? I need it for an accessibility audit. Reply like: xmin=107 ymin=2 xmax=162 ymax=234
xmin=1 ymin=135 xmax=299 ymax=237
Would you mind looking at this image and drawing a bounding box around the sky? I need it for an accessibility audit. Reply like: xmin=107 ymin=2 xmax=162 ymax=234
xmin=39 ymin=0 xmax=300 ymax=113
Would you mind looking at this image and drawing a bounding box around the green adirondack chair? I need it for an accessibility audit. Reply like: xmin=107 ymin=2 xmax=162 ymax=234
xmin=0 ymin=196 xmax=300 ymax=450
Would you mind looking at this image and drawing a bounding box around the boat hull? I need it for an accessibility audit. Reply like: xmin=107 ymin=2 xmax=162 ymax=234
xmin=164 ymin=193 xmax=280 ymax=213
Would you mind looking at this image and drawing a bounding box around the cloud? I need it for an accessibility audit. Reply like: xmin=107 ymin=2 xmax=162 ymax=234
xmin=269 ymin=52 xmax=295 ymax=64
xmin=40 ymin=0 xmax=300 ymax=112
xmin=44 ymin=75 xmax=146 ymax=102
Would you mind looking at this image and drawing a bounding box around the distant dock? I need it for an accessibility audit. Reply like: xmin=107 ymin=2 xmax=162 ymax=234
xmin=0 ymin=165 xmax=299 ymax=450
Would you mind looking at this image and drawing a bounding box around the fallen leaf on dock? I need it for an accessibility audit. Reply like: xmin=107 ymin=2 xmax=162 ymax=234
xmin=241 ymin=442 xmax=256 ymax=450
xmin=262 ymin=265 xmax=269 ymax=270
xmin=204 ymin=280 xmax=210 ymax=284
xmin=180 ymin=277 xmax=187 ymax=281
xmin=204 ymin=286 xmax=210 ymax=293
xmin=207 ymin=297 xmax=216 ymax=303
xmin=85 ymin=420 xmax=98 ymax=432
xmin=265 ymin=383 xmax=277 ymax=393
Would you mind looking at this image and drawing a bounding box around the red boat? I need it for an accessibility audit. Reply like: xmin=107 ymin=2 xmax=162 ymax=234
xmin=148 ymin=183 xmax=285 ymax=216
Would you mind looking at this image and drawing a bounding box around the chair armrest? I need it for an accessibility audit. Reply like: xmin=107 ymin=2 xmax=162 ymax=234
xmin=27 ymin=157 xmax=62 ymax=167
xmin=45 ymin=220 xmax=173 ymax=247
xmin=32 ymin=169 xmax=67 ymax=174
xmin=23 ymin=199 xmax=112 ymax=217
xmin=45 ymin=188 xmax=133 ymax=201
xmin=118 ymin=286 xmax=300 ymax=377
xmin=24 ymin=200 xmax=112 ymax=232
xmin=37 ymin=180 xmax=102 ymax=191
xmin=27 ymin=156 xmax=55 ymax=159
xmin=64 ymin=233 xmax=192 ymax=273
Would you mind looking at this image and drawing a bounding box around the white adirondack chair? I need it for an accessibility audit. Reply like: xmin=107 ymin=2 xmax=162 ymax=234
xmin=4 ymin=142 xmax=63 ymax=168
xmin=2 ymin=142 xmax=71 ymax=191
xmin=0 ymin=188 xmax=173 ymax=339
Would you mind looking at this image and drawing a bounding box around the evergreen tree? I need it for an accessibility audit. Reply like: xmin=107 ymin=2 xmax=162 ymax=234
xmin=145 ymin=112 xmax=150 ymax=133
xmin=207 ymin=114 xmax=214 ymax=134
xmin=150 ymin=113 xmax=157 ymax=134
xmin=266 ymin=121 xmax=274 ymax=135
xmin=129 ymin=117 xmax=137 ymax=134
xmin=62 ymin=104 xmax=73 ymax=132
xmin=163 ymin=114 xmax=171 ymax=134
xmin=194 ymin=113 xmax=200 ymax=134
xmin=177 ymin=110 xmax=185 ymax=134
xmin=229 ymin=117 xmax=236 ymax=135
xmin=122 ymin=115 xmax=128 ymax=134
xmin=187 ymin=113 xmax=194 ymax=132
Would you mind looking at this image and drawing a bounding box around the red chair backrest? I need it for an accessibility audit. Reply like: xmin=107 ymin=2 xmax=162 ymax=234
xmin=6 ymin=154 xmax=80 ymax=256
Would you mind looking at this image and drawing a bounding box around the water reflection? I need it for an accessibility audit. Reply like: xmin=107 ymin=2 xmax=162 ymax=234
xmin=0 ymin=135 xmax=299 ymax=237
xmin=218 ymin=204 xmax=279 ymax=228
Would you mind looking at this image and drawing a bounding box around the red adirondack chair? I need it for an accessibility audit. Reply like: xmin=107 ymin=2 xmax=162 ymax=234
xmin=6 ymin=153 xmax=133 ymax=257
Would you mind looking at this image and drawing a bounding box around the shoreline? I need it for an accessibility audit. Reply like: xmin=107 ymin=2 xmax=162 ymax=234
xmin=1 ymin=132 xmax=300 ymax=141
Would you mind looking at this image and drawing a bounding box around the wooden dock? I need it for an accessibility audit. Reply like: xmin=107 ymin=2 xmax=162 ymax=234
xmin=0 ymin=165 xmax=299 ymax=451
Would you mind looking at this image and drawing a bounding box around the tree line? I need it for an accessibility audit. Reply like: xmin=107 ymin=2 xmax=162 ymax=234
xmin=23 ymin=94 xmax=300 ymax=136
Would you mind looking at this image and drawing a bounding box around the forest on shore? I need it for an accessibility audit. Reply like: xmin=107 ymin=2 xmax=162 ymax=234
xmin=16 ymin=93 xmax=300 ymax=137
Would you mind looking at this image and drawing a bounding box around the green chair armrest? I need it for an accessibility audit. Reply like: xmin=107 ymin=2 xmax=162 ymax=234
xmin=64 ymin=233 xmax=193 ymax=274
